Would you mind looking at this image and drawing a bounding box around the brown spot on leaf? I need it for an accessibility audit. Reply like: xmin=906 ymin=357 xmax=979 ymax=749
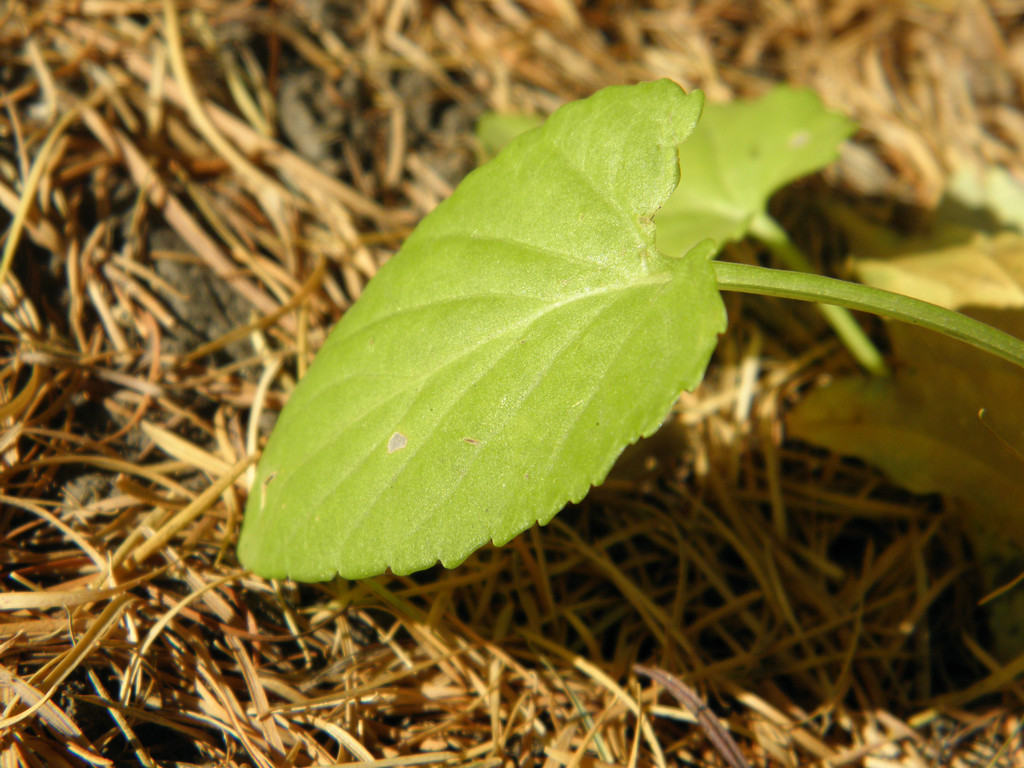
xmin=387 ymin=432 xmax=408 ymax=453
xmin=260 ymin=472 xmax=277 ymax=509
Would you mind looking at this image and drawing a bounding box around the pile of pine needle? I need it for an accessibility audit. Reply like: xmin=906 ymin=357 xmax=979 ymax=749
xmin=2 ymin=1 xmax=1023 ymax=765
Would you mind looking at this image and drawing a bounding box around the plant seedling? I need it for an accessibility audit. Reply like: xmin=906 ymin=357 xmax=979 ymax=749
xmin=237 ymin=80 xmax=1024 ymax=582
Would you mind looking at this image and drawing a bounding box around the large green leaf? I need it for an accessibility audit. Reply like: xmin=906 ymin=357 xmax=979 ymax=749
xmin=654 ymin=86 xmax=857 ymax=257
xmin=238 ymin=80 xmax=727 ymax=581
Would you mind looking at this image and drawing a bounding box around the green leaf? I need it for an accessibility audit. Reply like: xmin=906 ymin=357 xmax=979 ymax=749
xmin=238 ymin=80 xmax=726 ymax=581
xmin=476 ymin=112 xmax=545 ymax=162
xmin=654 ymin=86 xmax=857 ymax=257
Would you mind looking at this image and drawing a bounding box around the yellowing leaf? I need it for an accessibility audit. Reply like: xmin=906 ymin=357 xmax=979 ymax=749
xmin=943 ymin=164 xmax=1024 ymax=234
xmin=787 ymin=314 xmax=1024 ymax=656
xmin=856 ymin=231 xmax=1024 ymax=311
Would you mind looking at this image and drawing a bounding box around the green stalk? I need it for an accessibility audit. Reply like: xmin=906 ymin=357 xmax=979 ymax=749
xmin=749 ymin=212 xmax=889 ymax=376
xmin=713 ymin=261 xmax=1024 ymax=371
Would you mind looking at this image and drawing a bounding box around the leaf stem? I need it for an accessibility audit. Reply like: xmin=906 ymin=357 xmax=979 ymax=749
xmin=713 ymin=261 xmax=1024 ymax=371
xmin=749 ymin=213 xmax=889 ymax=376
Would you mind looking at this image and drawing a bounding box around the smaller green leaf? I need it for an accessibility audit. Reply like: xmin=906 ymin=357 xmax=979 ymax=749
xmin=476 ymin=112 xmax=545 ymax=161
xmin=655 ymin=86 xmax=857 ymax=256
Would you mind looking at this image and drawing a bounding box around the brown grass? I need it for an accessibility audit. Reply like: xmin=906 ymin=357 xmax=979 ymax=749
xmin=2 ymin=1 xmax=1023 ymax=765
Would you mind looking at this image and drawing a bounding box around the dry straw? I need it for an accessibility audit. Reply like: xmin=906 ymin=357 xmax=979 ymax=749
xmin=1 ymin=1 xmax=1023 ymax=765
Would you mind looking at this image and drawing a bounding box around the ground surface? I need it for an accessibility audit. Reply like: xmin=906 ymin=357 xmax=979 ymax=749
xmin=2 ymin=1 xmax=1024 ymax=766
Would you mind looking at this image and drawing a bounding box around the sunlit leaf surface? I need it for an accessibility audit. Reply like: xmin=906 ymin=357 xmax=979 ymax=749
xmin=238 ymin=81 xmax=726 ymax=580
